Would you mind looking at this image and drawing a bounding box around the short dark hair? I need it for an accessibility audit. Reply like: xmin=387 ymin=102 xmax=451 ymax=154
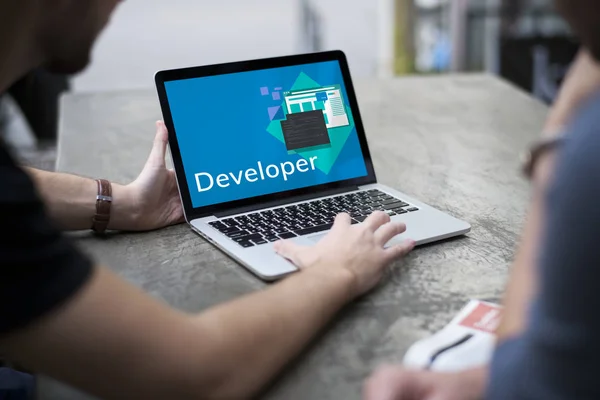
xmin=555 ymin=0 xmax=600 ymax=61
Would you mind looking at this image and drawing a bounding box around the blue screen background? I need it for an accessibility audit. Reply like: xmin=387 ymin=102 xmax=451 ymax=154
xmin=165 ymin=60 xmax=368 ymax=208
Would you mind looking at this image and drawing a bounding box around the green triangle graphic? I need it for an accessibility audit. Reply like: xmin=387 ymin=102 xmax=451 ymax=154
xmin=266 ymin=73 xmax=354 ymax=175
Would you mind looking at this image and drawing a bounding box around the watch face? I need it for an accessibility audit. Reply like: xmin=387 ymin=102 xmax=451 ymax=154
xmin=520 ymin=150 xmax=532 ymax=177
xmin=522 ymin=137 xmax=565 ymax=179
xmin=520 ymin=150 xmax=531 ymax=165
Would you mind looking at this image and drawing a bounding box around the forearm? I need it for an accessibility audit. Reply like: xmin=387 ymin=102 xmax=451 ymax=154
xmin=24 ymin=168 xmax=135 ymax=231
xmin=1 ymin=267 xmax=354 ymax=399
xmin=188 ymin=268 xmax=354 ymax=397
xmin=495 ymin=202 xmax=541 ymax=340
xmin=496 ymin=154 xmax=555 ymax=340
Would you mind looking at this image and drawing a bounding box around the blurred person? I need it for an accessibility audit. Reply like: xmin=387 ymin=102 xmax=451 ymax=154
xmin=0 ymin=366 xmax=34 ymax=399
xmin=0 ymin=1 xmax=415 ymax=399
xmin=363 ymin=1 xmax=600 ymax=399
xmin=1 ymin=117 xmax=182 ymax=398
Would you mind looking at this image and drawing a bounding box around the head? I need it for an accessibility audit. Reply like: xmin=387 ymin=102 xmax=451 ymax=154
xmin=37 ymin=0 xmax=121 ymax=74
xmin=0 ymin=0 xmax=120 ymax=77
xmin=555 ymin=0 xmax=600 ymax=61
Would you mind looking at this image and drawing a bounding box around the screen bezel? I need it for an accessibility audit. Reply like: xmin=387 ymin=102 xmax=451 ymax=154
xmin=155 ymin=50 xmax=377 ymax=220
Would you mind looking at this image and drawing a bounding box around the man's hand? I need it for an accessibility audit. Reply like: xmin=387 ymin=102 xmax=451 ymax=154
xmin=121 ymin=121 xmax=184 ymax=231
xmin=274 ymin=211 xmax=415 ymax=297
xmin=24 ymin=121 xmax=184 ymax=232
xmin=363 ymin=366 xmax=488 ymax=400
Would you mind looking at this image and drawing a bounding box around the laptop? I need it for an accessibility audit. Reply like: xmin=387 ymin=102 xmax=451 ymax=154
xmin=155 ymin=50 xmax=470 ymax=280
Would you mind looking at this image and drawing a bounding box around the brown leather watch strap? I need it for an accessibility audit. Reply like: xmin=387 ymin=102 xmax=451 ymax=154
xmin=92 ymin=179 xmax=112 ymax=233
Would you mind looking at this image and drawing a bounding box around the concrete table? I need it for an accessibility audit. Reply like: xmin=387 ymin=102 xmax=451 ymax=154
xmin=39 ymin=74 xmax=546 ymax=399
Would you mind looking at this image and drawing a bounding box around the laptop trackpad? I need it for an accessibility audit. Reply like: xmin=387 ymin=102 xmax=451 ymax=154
xmin=307 ymin=232 xmax=405 ymax=246
xmin=307 ymin=233 xmax=327 ymax=243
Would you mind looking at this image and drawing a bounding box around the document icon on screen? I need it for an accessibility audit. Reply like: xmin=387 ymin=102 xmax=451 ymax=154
xmin=283 ymin=84 xmax=350 ymax=129
xmin=280 ymin=110 xmax=331 ymax=151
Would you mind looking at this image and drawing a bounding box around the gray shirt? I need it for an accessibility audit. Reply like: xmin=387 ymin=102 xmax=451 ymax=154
xmin=487 ymin=90 xmax=600 ymax=399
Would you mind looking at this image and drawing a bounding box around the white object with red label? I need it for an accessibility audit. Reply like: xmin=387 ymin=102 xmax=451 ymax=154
xmin=403 ymin=300 xmax=503 ymax=372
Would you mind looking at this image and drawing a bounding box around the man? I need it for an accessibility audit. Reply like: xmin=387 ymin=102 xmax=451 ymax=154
xmin=0 ymin=1 xmax=415 ymax=399
xmin=0 ymin=118 xmax=184 ymax=398
xmin=363 ymin=1 xmax=600 ymax=399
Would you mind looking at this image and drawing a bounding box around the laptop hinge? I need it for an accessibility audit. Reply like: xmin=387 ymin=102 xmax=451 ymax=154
xmin=215 ymin=186 xmax=359 ymax=218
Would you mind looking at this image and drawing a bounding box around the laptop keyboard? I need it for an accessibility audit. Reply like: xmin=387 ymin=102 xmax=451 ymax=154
xmin=208 ymin=189 xmax=419 ymax=248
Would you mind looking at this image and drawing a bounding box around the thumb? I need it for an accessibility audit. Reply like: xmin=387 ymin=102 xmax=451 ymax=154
xmin=426 ymin=395 xmax=452 ymax=400
xmin=363 ymin=367 xmax=418 ymax=400
xmin=363 ymin=379 xmax=403 ymax=400
xmin=147 ymin=120 xmax=168 ymax=167
xmin=384 ymin=239 xmax=415 ymax=263
xmin=273 ymin=240 xmax=308 ymax=267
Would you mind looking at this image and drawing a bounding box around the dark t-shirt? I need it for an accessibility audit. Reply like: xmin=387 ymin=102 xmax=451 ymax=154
xmin=486 ymin=91 xmax=600 ymax=399
xmin=0 ymin=142 xmax=93 ymax=335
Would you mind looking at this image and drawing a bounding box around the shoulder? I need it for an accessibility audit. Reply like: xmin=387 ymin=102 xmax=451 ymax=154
xmin=548 ymin=91 xmax=600 ymax=201
xmin=0 ymin=141 xmax=39 ymax=204
xmin=0 ymin=142 xmax=94 ymax=335
xmin=562 ymin=91 xmax=600 ymax=170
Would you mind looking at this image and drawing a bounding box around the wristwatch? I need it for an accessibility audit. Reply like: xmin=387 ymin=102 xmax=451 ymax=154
xmin=91 ymin=179 xmax=112 ymax=233
xmin=521 ymin=135 xmax=565 ymax=179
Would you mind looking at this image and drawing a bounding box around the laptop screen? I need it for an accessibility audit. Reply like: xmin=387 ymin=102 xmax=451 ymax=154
xmin=164 ymin=60 xmax=368 ymax=209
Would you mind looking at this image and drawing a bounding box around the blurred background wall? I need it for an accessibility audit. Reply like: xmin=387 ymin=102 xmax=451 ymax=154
xmin=1 ymin=0 xmax=579 ymax=152
xmin=74 ymin=0 xmax=384 ymax=92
